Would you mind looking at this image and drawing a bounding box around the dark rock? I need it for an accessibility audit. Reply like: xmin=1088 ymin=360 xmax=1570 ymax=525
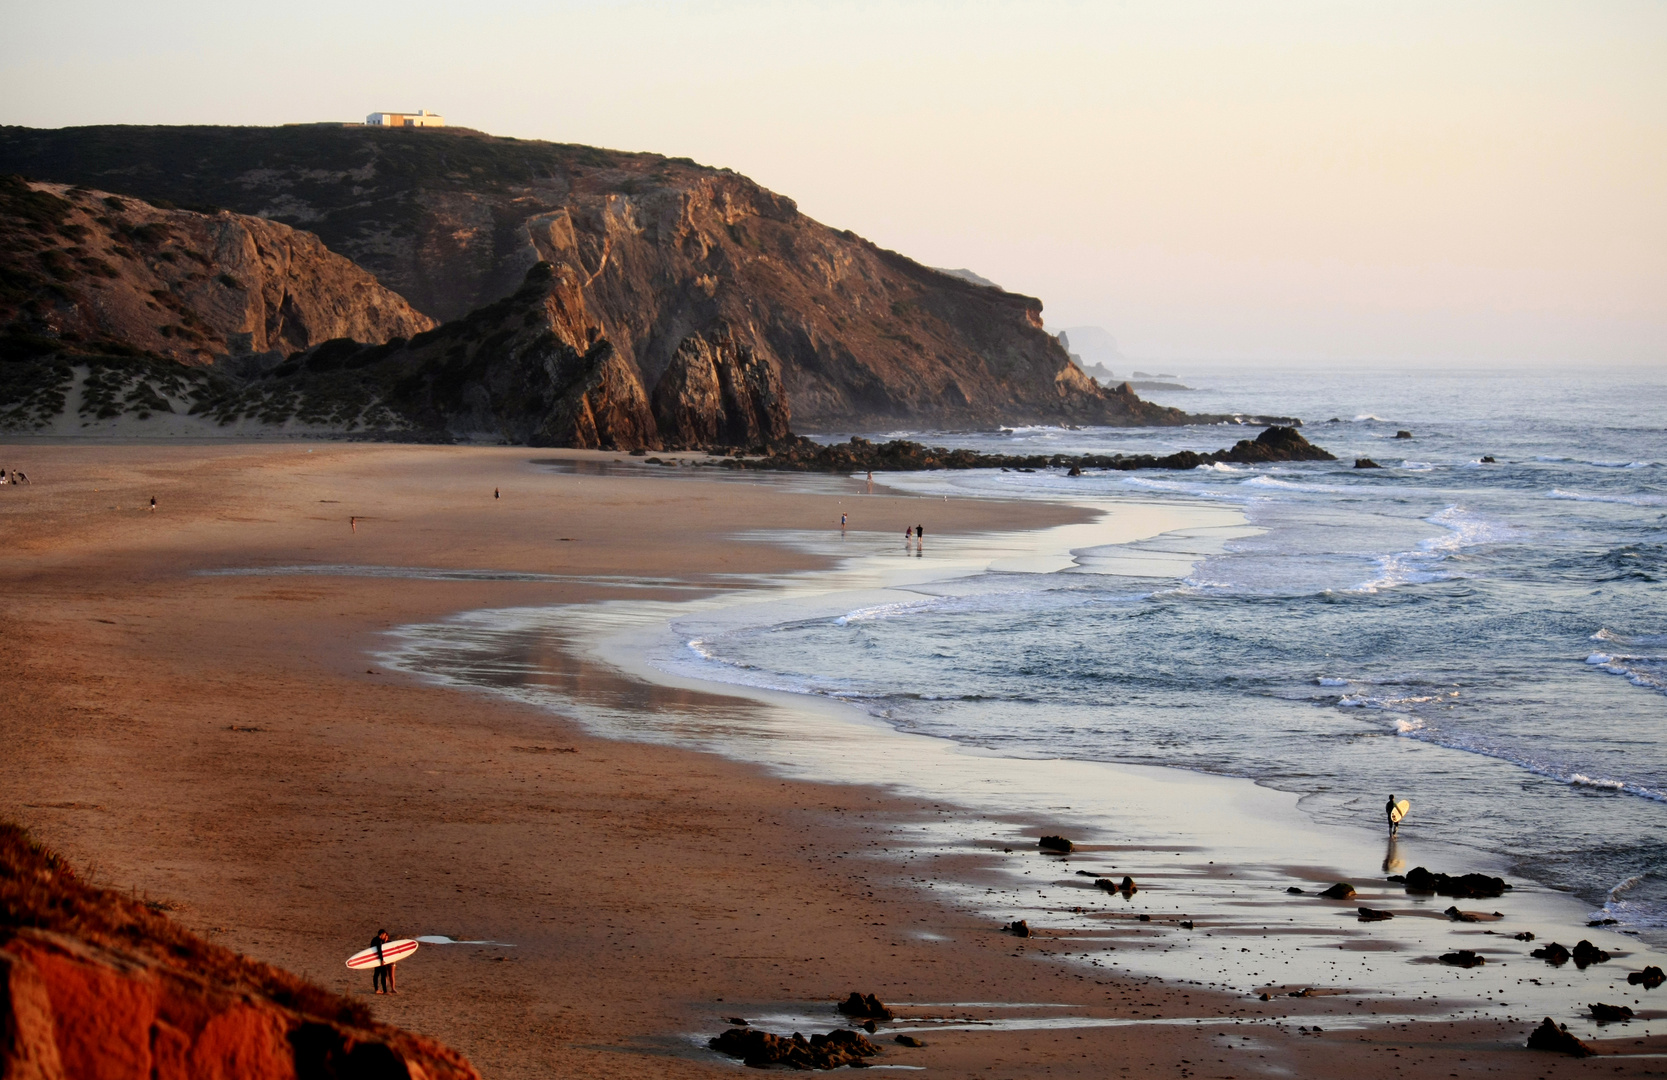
xmin=1075 ymin=870 xmax=1105 ymax=878
xmin=837 ymin=993 xmax=894 ymax=1021
xmin=1354 ymin=458 xmax=1382 ymax=469
xmin=1006 ymin=920 xmax=1030 ymax=938
xmin=1179 ymin=920 xmax=1194 ymax=929
xmin=1588 ymin=917 xmax=1618 ymax=926
xmin=1481 ymin=455 xmax=1496 ymax=463
xmin=1627 ymin=966 xmax=1664 ymax=989
xmin=1572 ymin=939 xmax=1612 ymax=968
xmin=862 ymin=1020 xmax=876 ymax=1034
xmin=1318 ymin=883 xmax=1356 ymax=900
xmin=709 ymin=1027 xmax=880 ymax=1070
xmin=1440 ymin=950 xmax=1485 ymax=967
xmin=1119 ymin=876 xmax=1138 ymax=894
xmin=1590 ymin=1003 xmax=1634 ymax=1024
xmin=725 ymin=1017 xmax=748 ymax=1026
xmin=1402 ymin=866 xmax=1509 ymax=899
xmin=1531 ymin=942 xmax=1571 ymax=965
xmin=651 ymin=325 xmax=791 ymax=449
xmin=894 ymin=1035 xmax=925 ymax=1048
xmin=1136 ymin=914 xmax=1150 ymax=922
xmin=1444 ymin=906 xmax=1481 ymax=922
xmin=1038 ymin=835 xmax=1074 ymax=853
xmin=1066 ymin=464 xmax=1082 ymax=476
xmin=1395 ymin=430 xmax=1413 ymax=439
xmin=1386 ymin=875 xmax=1406 ymax=883
xmin=1513 ymin=932 xmax=1536 ymax=942
xmin=1357 ymin=906 xmax=1394 ymax=921
xmin=1527 ymin=1018 xmax=1592 ymax=1057
xmin=1288 ymin=988 xmax=1313 ymax=997
xmin=1526 ymin=1020 xmax=1593 ymax=1053
xmin=734 ymin=426 xmax=1335 ymax=475
xmin=1285 ymin=886 xmax=1304 ymax=894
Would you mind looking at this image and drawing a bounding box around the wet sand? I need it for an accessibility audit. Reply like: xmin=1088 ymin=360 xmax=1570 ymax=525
xmin=2 ymin=441 xmax=1662 ymax=1078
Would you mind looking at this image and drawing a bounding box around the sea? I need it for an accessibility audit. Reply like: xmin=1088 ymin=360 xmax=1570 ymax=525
xmin=383 ymin=363 xmax=1667 ymax=965
xmin=660 ymin=365 xmax=1667 ymax=943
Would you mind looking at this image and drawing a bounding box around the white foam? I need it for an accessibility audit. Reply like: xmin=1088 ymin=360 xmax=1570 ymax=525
xmin=1316 ymin=677 xmax=1349 ymax=687
xmin=1548 ymin=488 xmax=1667 ymax=507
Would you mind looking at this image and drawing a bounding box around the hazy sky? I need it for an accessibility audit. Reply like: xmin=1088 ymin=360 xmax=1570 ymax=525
xmin=3 ymin=1 xmax=1663 ymax=365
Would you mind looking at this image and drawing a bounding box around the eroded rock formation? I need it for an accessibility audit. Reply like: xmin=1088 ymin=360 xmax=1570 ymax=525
xmin=0 ymin=176 xmax=433 ymax=366
xmin=651 ymin=325 xmax=790 ymax=448
xmin=0 ymin=125 xmax=1256 ymax=432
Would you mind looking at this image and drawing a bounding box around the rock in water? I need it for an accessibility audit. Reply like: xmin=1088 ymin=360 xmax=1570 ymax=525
xmin=1401 ymin=867 xmax=1509 ymax=899
xmin=1572 ymin=939 xmax=1612 ymax=968
xmin=1589 ymin=1003 xmax=1634 ymax=1023
xmin=1038 ymin=835 xmax=1074 ymax=853
xmin=1527 ymin=1018 xmax=1593 ymax=1057
xmin=1440 ymin=950 xmax=1485 ymax=968
xmin=1006 ymin=920 xmax=1031 ymax=938
xmin=709 ymin=1027 xmax=879 ymax=1069
xmin=836 ymin=993 xmax=894 ymax=1021
xmin=1354 ymin=458 xmax=1383 ymax=469
xmin=1286 ymin=886 xmax=1305 ymax=894
xmin=1395 ymin=430 xmax=1413 ymax=439
xmin=1628 ymin=965 xmax=1665 ymax=989
xmin=1357 ymin=906 xmax=1394 ymax=921
xmin=1318 ymin=883 xmax=1356 ymax=900
xmin=1531 ymin=942 xmax=1571 ymax=965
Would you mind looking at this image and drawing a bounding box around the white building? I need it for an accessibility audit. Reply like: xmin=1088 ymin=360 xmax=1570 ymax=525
xmin=366 ymin=109 xmax=445 ymax=128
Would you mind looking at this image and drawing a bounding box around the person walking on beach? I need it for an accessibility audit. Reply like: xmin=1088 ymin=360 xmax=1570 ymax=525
xmin=1385 ymin=794 xmax=1401 ymax=835
xmin=840 ymin=512 xmax=847 ymax=531
xmin=149 ymin=496 xmax=156 ymax=513
xmin=350 ymin=516 xmax=357 ymax=533
xmin=494 ymin=487 xmax=500 ymax=499
xmin=370 ymin=929 xmax=398 ymax=994
xmin=915 ymin=524 xmax=923 ymax=541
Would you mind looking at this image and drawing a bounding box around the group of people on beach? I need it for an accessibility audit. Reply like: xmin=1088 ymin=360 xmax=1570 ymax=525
xmin=0 ymin=468 xmax=29 ymax=485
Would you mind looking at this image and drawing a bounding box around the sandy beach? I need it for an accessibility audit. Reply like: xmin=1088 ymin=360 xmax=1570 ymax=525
xmin=3 ymin=441 xmax=1663 ymax=1079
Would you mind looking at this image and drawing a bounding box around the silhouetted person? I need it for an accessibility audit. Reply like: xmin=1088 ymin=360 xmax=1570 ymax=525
xmin=1386 ymin=793 xmax=1400 ymax=835
xmin=370 ymin=929 xmax=398 ymax=994
xmin=149 ymin=496 xmax=156 ymax=513
xmin=915 ymin=524 xmax=923 ymax=541
xmin=494 ymin=488 xmax=500 ymax=499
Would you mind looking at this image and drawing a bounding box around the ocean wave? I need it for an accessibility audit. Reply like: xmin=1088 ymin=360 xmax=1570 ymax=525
xmin=1337 ymin=691 xmax=1457 ymax=709
xmin=1347 ymin=505 xmax=1513 ymax=593
xmin=1316 ymin=677 xmax=1350 ymax=687
xmin=1239 ymin=475 xmax=1353 ymax=495
xmin=1351 ymin=414 xmax=1389 ymax=423
xmin=1593 ymin=627 xmax=1667 ymax=646
xmin=1390 ymin=723 xmax=1667 ymax=804
xmin=1585 ymin=651 xmax=1667 ymax=696
xmin=1547 ymin=488 xmax=1667 ymax=507
xmin=833 ymin=598 xmax=943 ymax=626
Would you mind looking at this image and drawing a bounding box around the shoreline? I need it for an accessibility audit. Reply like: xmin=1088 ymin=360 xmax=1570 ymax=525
xmin=3 ymin=441 xmax=1663 ymax=1078
xmin=384 ymin=475 xmax=1667 ymax=1038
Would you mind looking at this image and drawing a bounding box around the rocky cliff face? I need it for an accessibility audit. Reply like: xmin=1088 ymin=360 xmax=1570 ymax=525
xmin=0 ymin=824 xmax=478 ymax=1080
xmin=0 ymin=176 xmax=433 ymax=367
xmin=0 ymin=126 xmax=1200 ymax=431
xmin=197 ymin=263 xmax=791 ymax=449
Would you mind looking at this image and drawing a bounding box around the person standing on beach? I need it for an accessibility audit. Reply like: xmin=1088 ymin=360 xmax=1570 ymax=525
xmin=149 ymin=496 xmax=156 ymax=513
xmin=350 ymin=516 xmax=357 ymax=533
xmin=494 ymin=487 xmax=500 ymax=499
xmin=841 ymin=513 xmax=847 ymax=531
xmin=1385 ymin=794 xmax=1400 ymax=835
xmin=370 ymin=929 xmax=398 ymax=994
xmin=915 ymin=524 xmax=923 ymax=541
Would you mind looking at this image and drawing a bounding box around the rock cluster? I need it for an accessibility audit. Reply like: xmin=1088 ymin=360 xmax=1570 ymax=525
xmin=1628 ymin=965 xmax=1665 ymax=989
xmin=708 ymin=1027 xmax=878 ymax=1069
xmin=1038 ymin=835 xmax=1074 ymax=853
xmin=1439 ymin=949 xmax=1485 ymax=967
xmin=732 ymin=426 xmax=1335 ymax=474
xmin=837 ymin=992 xmax=894 ymax=1022
xmin=1401 ymin=867 xmax=1510 ymax=899
xmin=1589 ymin=1003 xmax=1634 ymax=1023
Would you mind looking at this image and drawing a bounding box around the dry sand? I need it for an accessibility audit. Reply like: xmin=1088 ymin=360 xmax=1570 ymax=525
xmin=2 ymin=441 xmax=1661 ymax=1078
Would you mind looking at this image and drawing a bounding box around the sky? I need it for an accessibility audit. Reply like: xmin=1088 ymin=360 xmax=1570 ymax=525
xmin=2 ymin=0 xmax=1663 ymax=366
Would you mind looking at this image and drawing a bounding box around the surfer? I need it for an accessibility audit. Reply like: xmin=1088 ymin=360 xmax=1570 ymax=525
xmin=370 ymin=929 xmax=398 ymax=994
xmin=1386 ymin=794 xmax=1400 ymax=835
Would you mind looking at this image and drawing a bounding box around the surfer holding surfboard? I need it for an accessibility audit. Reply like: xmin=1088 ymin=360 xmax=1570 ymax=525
xmin=349 ymin=929 xmax=418 ymax=994
xmin=1386 ymin=794 xmax=1411 ymax=835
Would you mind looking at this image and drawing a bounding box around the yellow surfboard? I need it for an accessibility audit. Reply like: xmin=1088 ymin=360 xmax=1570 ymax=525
xmin=1389 ymin=799 xmax=1411 ymax=824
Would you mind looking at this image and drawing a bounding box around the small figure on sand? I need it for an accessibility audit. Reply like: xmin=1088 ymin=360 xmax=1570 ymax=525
xmin=1386 ymin=793 xmax=1408 ymax=835
xmin=370 ymin=929 xmax=399 ymax=994
xmin=840 ymin=512 xmax=847 ymax=531
xmin=866 ymin=471 xmax=874 ymax=494
xmin=494 ymin=487 xmax=500 ymax=499
xmin=350 ymin=516 xmax=357 ymax=533
xmin=149 ymin=496 xmax=156 ymax=513
xmin=915 ymin=524 xmax=924 ymax=541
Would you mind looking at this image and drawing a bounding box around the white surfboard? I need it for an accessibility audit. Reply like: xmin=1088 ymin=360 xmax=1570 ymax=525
xmin=346 ymin=938 xmax=418 ymax=970
xmin=1389 ymin=799 xmax=1410 ymax=824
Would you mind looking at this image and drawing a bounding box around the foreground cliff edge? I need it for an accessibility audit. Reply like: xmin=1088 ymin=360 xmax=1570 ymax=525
xmin=0 ymin=824 xmax=480 ymax=1080
xmin=0 ymin=124 xmax=1296 ymax=439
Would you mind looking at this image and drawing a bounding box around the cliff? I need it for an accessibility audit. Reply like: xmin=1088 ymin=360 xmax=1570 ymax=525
xmin=0 ymin=824 xmax=479 ymax=1080
xmin=191 ymin=262 xmax=791 ymax=448
xmin=0 ymin=124 xmax=1214 ymax=432
xmin=0 ymin=176 xmax=433 ymax=365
